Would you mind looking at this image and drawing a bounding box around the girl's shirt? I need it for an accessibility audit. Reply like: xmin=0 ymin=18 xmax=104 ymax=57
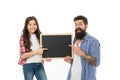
xmin=18 ymin=34 xmax=42 ymax=65
xmin=26 ymin=34 xmax=42 ymax=63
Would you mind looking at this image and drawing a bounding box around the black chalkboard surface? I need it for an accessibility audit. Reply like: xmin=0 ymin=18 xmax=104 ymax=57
xmin=40 ymin=34 xmax=73 ymax=59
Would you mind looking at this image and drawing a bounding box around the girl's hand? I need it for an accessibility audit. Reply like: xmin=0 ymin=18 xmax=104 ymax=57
xmin=35 ymin=47 xmax=48 ymax=55
xmin=45 ymin=57 xmax=52 ymax=62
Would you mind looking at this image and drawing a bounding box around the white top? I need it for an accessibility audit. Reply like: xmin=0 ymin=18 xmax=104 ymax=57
xmin=26 ymin=34 xmax=41 ymax=63
xmin=70 ymin=42 xmax=82 ymax=80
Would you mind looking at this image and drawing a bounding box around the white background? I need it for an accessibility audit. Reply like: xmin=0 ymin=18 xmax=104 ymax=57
xmin=0 ymin=0 xmax=120 ymax=80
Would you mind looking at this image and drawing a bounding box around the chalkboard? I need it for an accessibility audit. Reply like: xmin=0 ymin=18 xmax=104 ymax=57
xmin=40 ymin=34 xmax=73 ymax=59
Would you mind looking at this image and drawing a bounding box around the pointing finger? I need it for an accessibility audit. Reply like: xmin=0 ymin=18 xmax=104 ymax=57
xmin=68 ymin=45 xmax=74 ymax=47
xmin=42 ymin=48 xmax=48 ymax=50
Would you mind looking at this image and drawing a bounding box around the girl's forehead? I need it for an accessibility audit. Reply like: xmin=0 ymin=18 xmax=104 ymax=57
xmin=29 ymin=20 xmax=36 ymax=23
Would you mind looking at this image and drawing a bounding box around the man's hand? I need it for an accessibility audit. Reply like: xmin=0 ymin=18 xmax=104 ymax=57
xmin=69 ymin=45 xmax=84 ymax=56
xmin=64 ymin=56 xmax=72 ymax=64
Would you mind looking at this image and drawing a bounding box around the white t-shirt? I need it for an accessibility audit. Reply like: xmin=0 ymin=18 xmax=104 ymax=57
xmin=71 ymin=42 xmax=82 ymax=80
xmin=26 ymin=34 xmax=42 ymax=63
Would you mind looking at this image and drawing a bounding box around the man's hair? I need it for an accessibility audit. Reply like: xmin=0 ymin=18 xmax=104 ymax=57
xmin=74 ymin=15 xmax=88 ymax=25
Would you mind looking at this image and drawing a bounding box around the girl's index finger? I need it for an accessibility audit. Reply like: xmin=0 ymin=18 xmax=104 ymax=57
xmin=43 ymin=48 xmax=48 ymax=50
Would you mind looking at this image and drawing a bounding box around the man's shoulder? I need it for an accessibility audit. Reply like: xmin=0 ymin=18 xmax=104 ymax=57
xmin=85 ymin=33 xmax=100 ymax=43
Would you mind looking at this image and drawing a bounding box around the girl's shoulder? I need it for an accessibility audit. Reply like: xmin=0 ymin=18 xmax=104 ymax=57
xmin=19 ymin=35 xmax=24 ymax=42
xmin=20 ymin=35 xmax=24 ymax=39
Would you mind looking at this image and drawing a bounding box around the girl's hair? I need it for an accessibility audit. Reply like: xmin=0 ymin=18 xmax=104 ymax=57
xmin=22 ymin=16 xmax=41 ymax=50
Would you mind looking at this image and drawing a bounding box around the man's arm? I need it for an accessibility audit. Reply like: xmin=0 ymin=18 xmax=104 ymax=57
xmin=82 ymin=53 xmax=96 ymax=65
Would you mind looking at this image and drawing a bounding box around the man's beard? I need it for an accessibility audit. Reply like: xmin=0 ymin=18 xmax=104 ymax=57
xmin=75 ymin=28 xmax=86 ymax=40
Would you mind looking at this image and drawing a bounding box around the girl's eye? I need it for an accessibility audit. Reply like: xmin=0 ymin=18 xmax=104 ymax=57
xmin=28 ymin=24 xmax=31 ymax=26
xmin=34 ymin=24 xmax=37 ymax=26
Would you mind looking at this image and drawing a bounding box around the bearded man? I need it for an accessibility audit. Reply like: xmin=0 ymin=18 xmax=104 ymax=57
xmin=64 ymin=15 xmax=100 ymax=80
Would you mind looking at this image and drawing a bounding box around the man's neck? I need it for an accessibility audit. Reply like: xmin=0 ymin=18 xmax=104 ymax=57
xmin=76 ymin=39 xmax=83 ymax=44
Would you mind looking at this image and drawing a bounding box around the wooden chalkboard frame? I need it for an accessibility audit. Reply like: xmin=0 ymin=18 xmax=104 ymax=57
xmin=40 ymin=34 xmax=73 ymax=59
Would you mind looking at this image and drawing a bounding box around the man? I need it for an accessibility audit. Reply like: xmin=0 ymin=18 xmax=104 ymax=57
xmin=64 ymin=15 xmax=100 ymax=80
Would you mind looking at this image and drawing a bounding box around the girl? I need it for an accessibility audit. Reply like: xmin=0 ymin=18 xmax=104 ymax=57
xmin=18 ymin=16 xmax=50 ymax=80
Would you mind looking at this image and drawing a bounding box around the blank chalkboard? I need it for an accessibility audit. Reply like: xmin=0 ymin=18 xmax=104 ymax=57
xmin=40 ymin=34 xmax=73 ymax=59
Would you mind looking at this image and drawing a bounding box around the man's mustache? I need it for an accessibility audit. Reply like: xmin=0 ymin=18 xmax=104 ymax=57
xmin=75 ymin=28 xmax=83 ymax=32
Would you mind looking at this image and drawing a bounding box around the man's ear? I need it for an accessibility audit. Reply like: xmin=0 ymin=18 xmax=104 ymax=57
xmin=85 ymin=24 xmax=88 ymax=29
